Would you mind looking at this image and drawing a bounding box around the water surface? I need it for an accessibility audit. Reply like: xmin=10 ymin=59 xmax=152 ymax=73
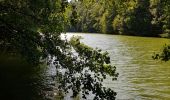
xmin=65 ymin=33 xmax=170 ymax=100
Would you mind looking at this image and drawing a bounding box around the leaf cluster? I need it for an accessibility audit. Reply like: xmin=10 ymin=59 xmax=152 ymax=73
xmin=54 ymin=36 xmax=118 ymax=99
xmin=0 ymin=0 xmax=118 ymax=99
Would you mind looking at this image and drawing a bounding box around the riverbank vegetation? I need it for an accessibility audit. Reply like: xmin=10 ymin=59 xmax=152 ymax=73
xmin=0 ymin=0 xmax=118 ymax=99
xmin=1 ymin=0 xmax=170 ymax=99
xmin=67 ymin=0 xmax=170 ymax=37
xmin=153 ymin=44 xmax=170 ymax=61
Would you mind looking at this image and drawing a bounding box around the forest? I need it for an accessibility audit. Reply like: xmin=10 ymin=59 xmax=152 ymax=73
xmin=67 ymin=0 xmax=170 ymax=37
xmin=0 ymin=0 xmax=170 ymax=100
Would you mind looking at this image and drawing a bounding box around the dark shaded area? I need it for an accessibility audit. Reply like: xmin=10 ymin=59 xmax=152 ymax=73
xmin=0 ymin=56 xmax=47 ymax=100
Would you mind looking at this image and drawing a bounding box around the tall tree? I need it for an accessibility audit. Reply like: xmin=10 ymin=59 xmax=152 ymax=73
xmin=0 ymin=0 xmax=118 ymax=99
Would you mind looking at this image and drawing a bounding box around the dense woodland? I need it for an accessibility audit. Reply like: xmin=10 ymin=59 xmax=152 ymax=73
xmin=0 ymin=0 xmax=170 ymax=100
xmin=67 ymin=0 xmax=170 ymax=37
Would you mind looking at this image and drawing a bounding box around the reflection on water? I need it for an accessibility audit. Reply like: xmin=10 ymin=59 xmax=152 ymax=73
xmin=65 ymin=33 xmax=170 ymax=100
xmin=0 ymin=56 xmax=55 ymax=100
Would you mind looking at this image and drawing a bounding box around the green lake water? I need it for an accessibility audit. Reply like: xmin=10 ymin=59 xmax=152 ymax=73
xmin=2 ymin=33 xmax=169 ymax=100
xmin=65 ymin=33 xmax=170 ymax=100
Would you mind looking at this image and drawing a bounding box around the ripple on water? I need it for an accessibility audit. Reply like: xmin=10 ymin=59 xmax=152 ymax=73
xmin=63 ymin=33 xmax=170 ymax=100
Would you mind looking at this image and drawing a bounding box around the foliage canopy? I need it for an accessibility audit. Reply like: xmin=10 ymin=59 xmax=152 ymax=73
xmin=67 ymin=0 xmax=170 ymax=36
xmin=0 ymin=0 xmax=118 ymax=99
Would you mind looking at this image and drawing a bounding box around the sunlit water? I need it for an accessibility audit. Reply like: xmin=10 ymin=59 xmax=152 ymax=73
xmin=64 ymin=33 xmax=170 ymax=100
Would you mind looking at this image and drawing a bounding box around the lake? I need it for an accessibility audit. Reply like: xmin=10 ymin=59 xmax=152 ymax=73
xmin=64 ymin=33 xmax=170 ymax=100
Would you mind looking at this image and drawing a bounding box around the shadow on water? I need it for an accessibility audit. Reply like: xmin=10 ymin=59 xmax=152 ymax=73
xmin=0 ymin=55 xmax=54 ymax=100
